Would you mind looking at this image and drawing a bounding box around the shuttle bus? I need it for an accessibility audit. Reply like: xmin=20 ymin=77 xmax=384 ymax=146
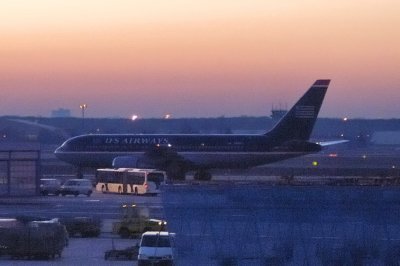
xmin=95 ymin=168 xmax=166 ymax=195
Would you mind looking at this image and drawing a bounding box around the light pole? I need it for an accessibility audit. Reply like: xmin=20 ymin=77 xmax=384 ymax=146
xmin=80 ymin=104 xmax=87 ymax=133
xmin=340 ymin=117 xmax=348 ymax=138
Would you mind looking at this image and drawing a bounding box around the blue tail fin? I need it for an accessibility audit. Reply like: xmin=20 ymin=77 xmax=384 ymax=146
xmin=266 ymin=79 xmax=330 ymax=144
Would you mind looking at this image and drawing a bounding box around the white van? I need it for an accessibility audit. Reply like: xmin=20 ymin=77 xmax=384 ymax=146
xmin=138 ymin=231 xmax=174 ymax=266
xmin=60 ymin=179 xmax=93 ymax=197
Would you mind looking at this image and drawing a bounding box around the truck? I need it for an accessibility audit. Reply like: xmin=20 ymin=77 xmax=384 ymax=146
xmin=59 ymin=216 xmax=101 ymax=237
xmin=0 ymin=217 xmax=68 ymax=259
xmin=112 ymin=204 xmax=167 ymax=238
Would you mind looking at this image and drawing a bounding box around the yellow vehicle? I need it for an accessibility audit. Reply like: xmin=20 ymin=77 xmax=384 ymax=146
xmin=112 ymin=204 xmax=167 ymax=238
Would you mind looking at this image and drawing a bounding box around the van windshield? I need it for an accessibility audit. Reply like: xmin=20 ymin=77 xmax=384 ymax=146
xmin=64 ymin=180 xmax=91 ymax=186
xmin=41 ymin=179 xmax=58 ymax=185
xmin=141 ymin=235 xmax=170 ymax=247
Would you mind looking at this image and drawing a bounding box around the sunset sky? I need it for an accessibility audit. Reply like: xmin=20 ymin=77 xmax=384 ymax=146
xmin=1 ymin=0 xmax=399 ymax=118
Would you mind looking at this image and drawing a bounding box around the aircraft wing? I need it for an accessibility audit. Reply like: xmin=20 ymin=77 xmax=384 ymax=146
xmin=317 ymin=140 xmax=349 ymax=146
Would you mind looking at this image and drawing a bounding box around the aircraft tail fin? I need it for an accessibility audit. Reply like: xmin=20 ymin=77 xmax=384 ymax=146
xmin=266 ymin=79 xmax=330 ymax=143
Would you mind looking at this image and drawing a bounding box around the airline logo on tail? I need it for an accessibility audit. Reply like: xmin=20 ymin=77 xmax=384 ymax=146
xmin=295 ymin=105 xmax=315 ymax=119
xmin=313 ymin=79 xmax=331 ymax=87
xmin=294 ymin=79 xmax=330 ymax=119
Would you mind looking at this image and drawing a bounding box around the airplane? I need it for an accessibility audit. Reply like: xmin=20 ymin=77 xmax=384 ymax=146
xmin=55 ymin=79 xmax=341 ymax=180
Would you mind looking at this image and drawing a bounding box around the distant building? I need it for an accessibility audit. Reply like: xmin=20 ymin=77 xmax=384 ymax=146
xmin=51 ymin=108 xmax=71 ymax=118
xmin=271 ymin=108 xmax=287 ymax=121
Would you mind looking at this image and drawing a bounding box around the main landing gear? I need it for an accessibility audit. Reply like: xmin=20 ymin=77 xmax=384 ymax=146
xmin=76 ymin=167 xmax=83 ymax=179
xmin=166 ymin=161 xmax=186 ymax=181
xmin=193 ymin=169 xmax=212 ymax=181
xmin=166 ymin=162 xmax=213 ymax=181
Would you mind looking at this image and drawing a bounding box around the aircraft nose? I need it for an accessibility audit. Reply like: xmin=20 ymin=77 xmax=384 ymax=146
xmin=54 ymin=145 xmax=65 ymax=158
xmin=54 ymin=146 xmax=60 ymax=156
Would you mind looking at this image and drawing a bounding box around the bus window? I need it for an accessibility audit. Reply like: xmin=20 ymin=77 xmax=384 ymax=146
xmin=147 ymin=173 xmax=165 ymax=188
xmin=126 ymin=172 xmax=145 ymax=185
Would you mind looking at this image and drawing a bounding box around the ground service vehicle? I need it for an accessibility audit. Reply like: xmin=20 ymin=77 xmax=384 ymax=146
xmin=0 ymin=218 xmax=68 ymax=259
xmin=138 ymin=231 xmax=174 ymax=266
xmin=59 ymin=216 xmax=101 ymax=237
xmin=104 ymin=239 xmax=139 ymax=260
xmin=60 ymin=178 xmax=93 ymax=197
xmin=96 ymin=168 xmax=166 ymax=195
xmin=112 ymin=204 xmax=167 ymax=238
xmin=39 ymin=178 xmax=61 ymax=196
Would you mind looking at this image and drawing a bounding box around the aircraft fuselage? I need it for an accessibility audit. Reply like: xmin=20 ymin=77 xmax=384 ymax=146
xmin=54 ymin=134 xmax=320 ymax=169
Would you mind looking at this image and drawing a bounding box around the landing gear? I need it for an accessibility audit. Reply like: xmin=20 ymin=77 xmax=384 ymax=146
xmin=166 ymin=161 xmax=186 ymax=181
xmin=194 ymin=169 xmax=212 ymax=181
xmin=76 ymin=167 xmax=83 ymax=179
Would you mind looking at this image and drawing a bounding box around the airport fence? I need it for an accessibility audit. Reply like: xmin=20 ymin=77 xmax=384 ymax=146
xmin=162 ymin=184 xmax=400 ymax=266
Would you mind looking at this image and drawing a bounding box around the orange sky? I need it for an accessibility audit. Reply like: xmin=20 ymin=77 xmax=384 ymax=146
xmin=0 ymin=0 xmax=399 ymax=118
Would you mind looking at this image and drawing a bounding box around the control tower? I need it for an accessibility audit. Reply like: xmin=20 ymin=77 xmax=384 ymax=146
xmin=271 ymin=105 xmax=287 ymax=121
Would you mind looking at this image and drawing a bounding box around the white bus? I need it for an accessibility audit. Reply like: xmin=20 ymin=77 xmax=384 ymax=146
xmin=95 ymin=168 xmax=166 ymax=195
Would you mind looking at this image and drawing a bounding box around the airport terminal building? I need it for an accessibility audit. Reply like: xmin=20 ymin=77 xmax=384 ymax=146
xmin=0 ymin=144 xmax=41 ymax=196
